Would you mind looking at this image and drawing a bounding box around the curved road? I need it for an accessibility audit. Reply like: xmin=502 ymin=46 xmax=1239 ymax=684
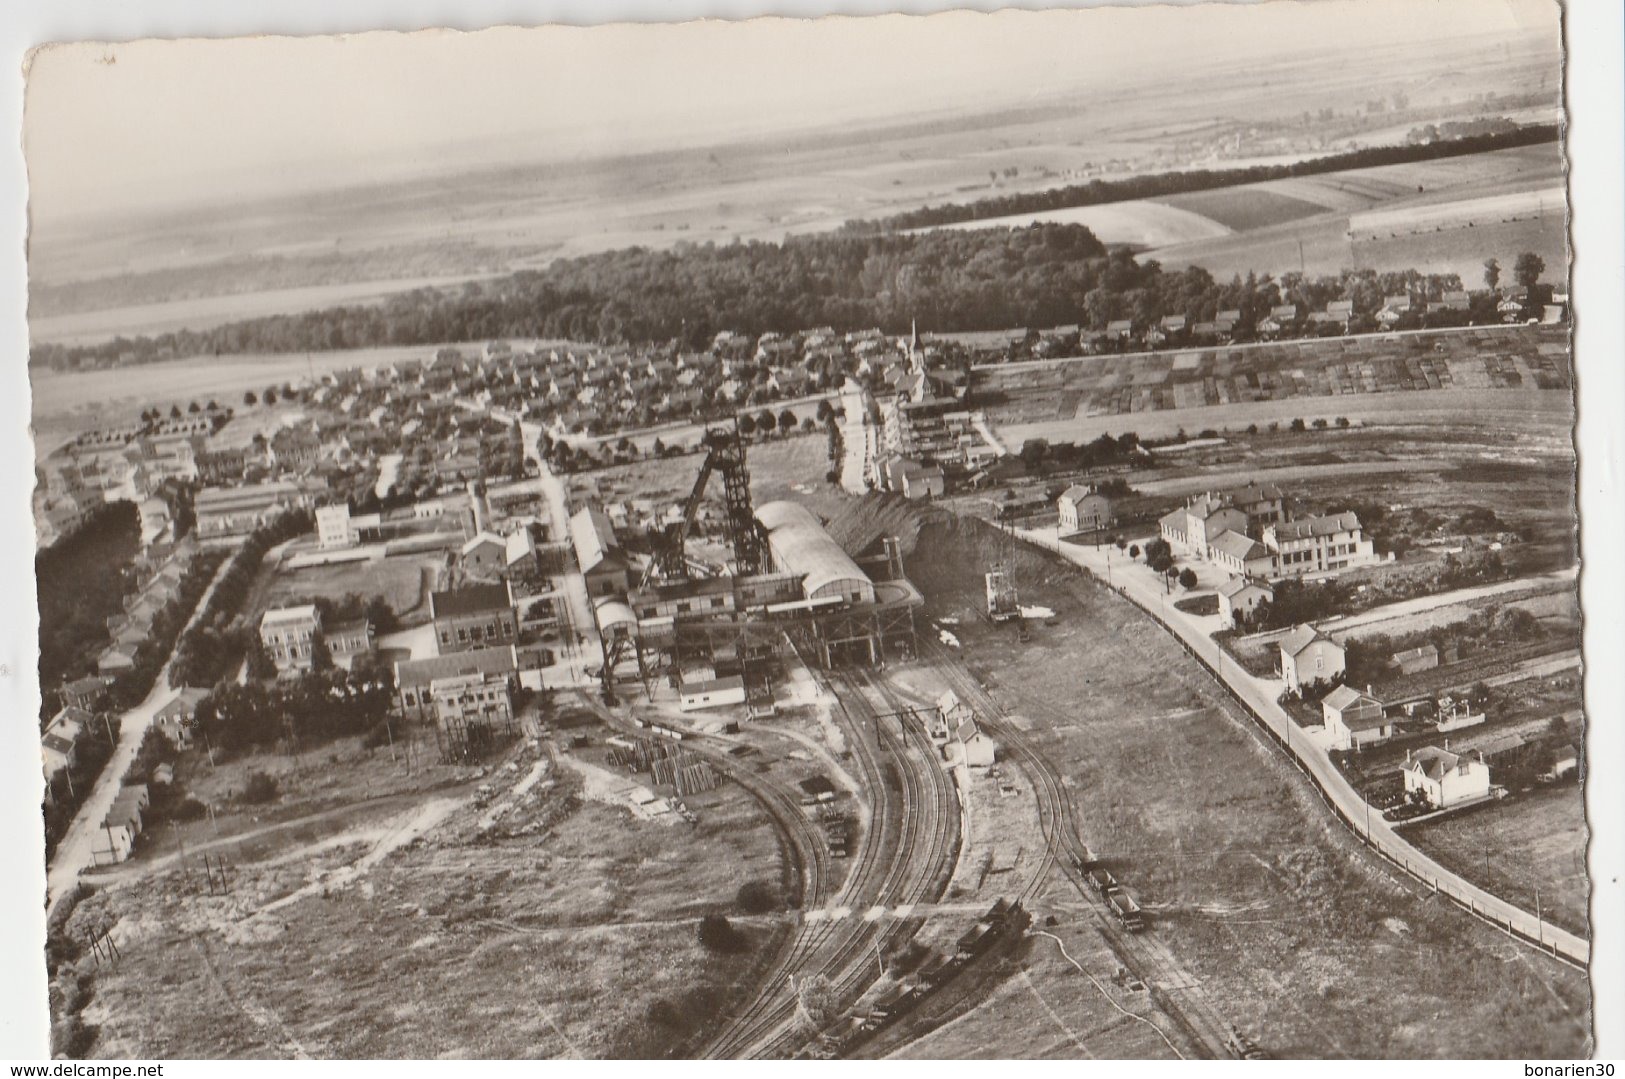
xmin=1016 ymin=524 xmax=1588 ymax=968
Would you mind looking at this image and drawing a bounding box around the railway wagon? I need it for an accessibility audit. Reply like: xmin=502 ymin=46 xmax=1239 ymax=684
xmin=1108 ymin=889 xmax=1147 ymax=932
xmin=1088 ymin=866 xmax=1120 ymax=896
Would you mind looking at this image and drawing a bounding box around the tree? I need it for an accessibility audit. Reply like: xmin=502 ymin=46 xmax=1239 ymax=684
xmin=735 ymin=412 xmax=756 ymax=437
xmin=1482 ymin=257 xmax=1501 ymax=291
xmin=263 ymin=388 xmax=278 ymax=406
xmin=169 ymin=404 xmax=182 ymax=419
xmin=1144 ymin=538 xmax=1174 ymax=573
xmin=310 ymin=633 xmax=334 ymax=673
xmin=1129 ymin=544 xmax=1141 ymax=559
xmin=244 ymin=391 xmax=257 ymax=406
xmin=755 ymin=409 xmax=777 ymax=437
xmin=1018 ymin=438 xmax=1050 ymax=472
xmin=816 ymin=398 xmax=837 ymax=425
xmin=651 ymin=437 xmax=666 ymax=457
xmin=697 ymin=913 xmax=743 ymax=953
xmin=801 ymin=416 xmax=818 ymax=434
xmin=187 ymin=400 xmax=201 ymax=413
xmin=1178 ymin=568 xmax=1198 ymax=589
xmin=779 ymin=408 xmax=798 ymax=433
xmin=1513 ymin=251 xmax=1545 ymax=290
xmin=1289 ymin=418 xmax=1307 ymax=433
xmin=736 ymin=880 xmax=781 ymax=914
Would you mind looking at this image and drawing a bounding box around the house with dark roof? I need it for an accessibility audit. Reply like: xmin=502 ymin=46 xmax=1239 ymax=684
xmin=1208 ymin=530 xmax=1275 ymax=579
xmin=430 ymin=582 xmax=517 ymax=655
xmin=1392 ymin=644 xmax=1439 ymax=676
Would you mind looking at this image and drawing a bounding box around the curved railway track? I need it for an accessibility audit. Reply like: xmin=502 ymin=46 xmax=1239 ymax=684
xmin=704 ymin=668 xmax=961 ymax=1059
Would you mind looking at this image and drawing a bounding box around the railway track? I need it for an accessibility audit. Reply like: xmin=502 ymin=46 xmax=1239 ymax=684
xmin=917 ymin=639 xmax=1234 ymax=1059
xmin=704 ymin=668 xmax=960 ymax=1059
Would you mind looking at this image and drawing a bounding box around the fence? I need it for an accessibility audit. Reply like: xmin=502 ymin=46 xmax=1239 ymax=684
xmin=1031 ymin=532 xmax=1589 ymax=970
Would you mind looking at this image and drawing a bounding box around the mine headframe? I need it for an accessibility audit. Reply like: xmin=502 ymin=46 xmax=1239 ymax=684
xmin=641 ymin=418 xmax=771 ymax=589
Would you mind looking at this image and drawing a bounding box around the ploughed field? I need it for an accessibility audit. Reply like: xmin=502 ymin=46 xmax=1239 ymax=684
xmin=899 ymin=512 xmax=1589 ymax=1058
xmin=982 ymin=323 xmax=1572 ymax=447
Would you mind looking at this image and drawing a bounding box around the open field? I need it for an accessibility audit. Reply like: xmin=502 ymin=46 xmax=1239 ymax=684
xmin=1145 ymin=143 xmax=1567 ymax=282
xmin=29 ymin=32 xmax=1558 ymax=346
xmin=898 ymin=512 xmax=1588 ymax=1058
xmin=251 ymin=553 xmax=442 ymax=628
xmin=928 ymin=199 xmax=1233 ymax=247
xmin=67 ymin=721 xmax=789 ymax=1058
xmin=569 ymin=434 xmax=833 ymax=515
xmin=981 ymin=323 xmax=1573 ymax=448
xmin=1405 ymin=786 xmax=1587 ymax=937
xmin=29 ymin=274 xmax=507 ymax=348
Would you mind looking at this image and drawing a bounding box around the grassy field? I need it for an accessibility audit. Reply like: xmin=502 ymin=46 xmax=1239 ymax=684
xmin=930 ymin=199 xmax=1233 ymax=247
xmin=1405 ymin=785 xmax=1588 ymax=937
xmin=68 ymin=723 xmax=788 ymax=1058
xmin=570 ymin=433 xmax=833 ymax=513
xmin=1161 ymin=186 xmax=1328 ymax=232
xmin=997 ymin=385 xmax=1574 ymax=448
xmin=902 ymin=512 xmax=1589 ymax=1058
xmin=255 ymin=554 xmax=440 ymax=626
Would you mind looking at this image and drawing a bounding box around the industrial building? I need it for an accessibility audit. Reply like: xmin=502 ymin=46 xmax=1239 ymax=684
xmin=580 ymin=423 xmax=920 ymax=698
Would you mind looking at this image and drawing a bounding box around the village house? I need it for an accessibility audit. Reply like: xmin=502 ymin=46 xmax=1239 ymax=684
xmin=60 ymin=674 xmax=113 ymax=712
xmin=326 ymin=619 xmax=376 ymax=670
xmin=460 ymin=532 xmax=508 ymax=577
xmin=1321 ymin=684 xmax=1391 ymax=750
xmin=1208 ymin=530 xmax=1275 ymax=579
xmin=154 ymin=687 xmax=210 ymax=748
xmin=1057 ymin=485 xmax=1113 ymax=533
xmin=1159 ymin=495 xmax=1248 ymax=556
xmin=1404 ymin=745 xmax=1491 ymax=808
xmin=430 ymin=582 xmax=519 ymax=655
xmin=1217 ymin=576 xmax=1273 ymax=628
xmin=195 ymin=481 xmax=311 ymax=540
xmin=260 ymin=605 xmax=323 ymax=671
xmin=1279 ymin=624 xmax=1344 ymax=695
xmin=395 ymin=644 xmax=519 ymax=719
xmin=430 ymin=670 xmax=515 ymax=731
xmin=1262 ymin=512 xmax=1378 ymax=576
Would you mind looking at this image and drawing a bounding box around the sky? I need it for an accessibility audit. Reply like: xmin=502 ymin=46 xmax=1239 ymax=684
xmin=22 ymin=0 xmax=1559 ymax=226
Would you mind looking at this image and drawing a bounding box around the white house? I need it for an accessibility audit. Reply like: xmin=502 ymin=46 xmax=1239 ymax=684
xmin=1279 ymin=625 xmax=1344 ymax=695
xmin=1217 ymin=577 xmax=1273 ymax=628
xmin=260 ymin=605 xmax=322 ymax=671
xmin=948 ymin=716 xmax=997 ymax=768
xmin=1058 ymin=485 xmax=1113 ymax=534
xmin=1322 ymin=684 xmax=1391 ymax=750
xmin=1404 ymin=746 xmax=1490 ymax=808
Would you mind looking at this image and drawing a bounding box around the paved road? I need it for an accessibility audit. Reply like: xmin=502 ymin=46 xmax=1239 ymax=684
xmin=523 ymin=423 xmax=601 ymax=688
xmin=1018 ymin=524 xmax=1589 ymax=967
xmin=838 ymin=388 xmax=873 ymax=494
xmin=45 ymin=553 xmax=237 ymax=915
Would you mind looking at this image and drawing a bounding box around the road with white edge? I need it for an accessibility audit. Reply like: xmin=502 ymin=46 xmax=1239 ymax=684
xmin=1016 ymin=524 xmax=1588 ymax=967
xmin=519 ymin=419 xmax=600 ymax=687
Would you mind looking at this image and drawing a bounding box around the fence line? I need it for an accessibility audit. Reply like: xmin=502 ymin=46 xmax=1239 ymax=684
xmin=1049 ymin=541 xmax=1587 ymax=970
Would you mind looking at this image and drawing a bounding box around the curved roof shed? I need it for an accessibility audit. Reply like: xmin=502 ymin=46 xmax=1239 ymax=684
xmin=756 ymin=501 xmax=875 ymax=605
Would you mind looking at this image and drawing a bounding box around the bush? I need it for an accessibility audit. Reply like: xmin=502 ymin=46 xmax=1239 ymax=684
xmin=736 ymin=880 xmax=782 ymax=914
xmin=169 ymin=797 xmax=208 ymax=822
xmin=240 ymin=770 xmax=279 ymax=805
xmin=697 ymin=913 xmax=745 ymax=953
xmin=1178 ymin=568 xmax=1198 ymax=589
